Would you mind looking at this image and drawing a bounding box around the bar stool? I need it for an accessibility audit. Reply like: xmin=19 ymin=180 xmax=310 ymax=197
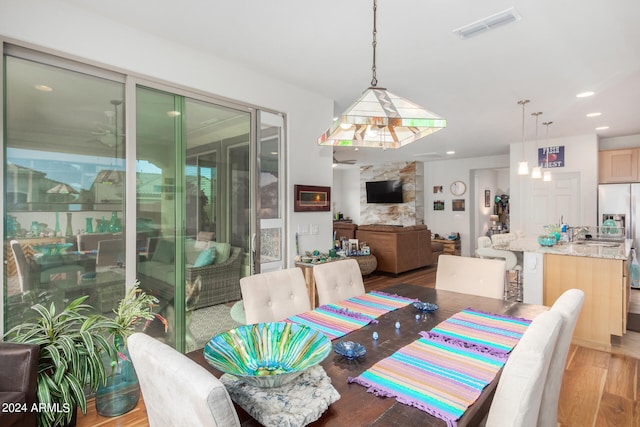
xmin=476 ymin=236 xmax=523 ymax=302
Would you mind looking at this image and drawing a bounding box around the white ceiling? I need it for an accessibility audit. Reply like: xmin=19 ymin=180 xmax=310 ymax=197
xmin=59 ymin=0 xmax=640 ymax=166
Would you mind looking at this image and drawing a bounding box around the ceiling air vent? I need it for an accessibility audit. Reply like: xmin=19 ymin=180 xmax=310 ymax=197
xmin=452 ymin=7 xmax=522 ymax=40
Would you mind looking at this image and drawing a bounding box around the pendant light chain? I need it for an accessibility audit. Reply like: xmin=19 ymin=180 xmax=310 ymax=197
xmin=543 ymin=121 xmax=553 ymax=165
xmin=371 ymin=0 xmax=378 ymax=87
xmin=518 ymin=99 xmax=530 ymax=158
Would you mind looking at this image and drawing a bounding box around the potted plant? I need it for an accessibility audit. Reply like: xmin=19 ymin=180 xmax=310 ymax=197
xmin=95 ymin=281 xmax=166 ymax=417
xmin=3 ymin=296 xmax=118 ymax=427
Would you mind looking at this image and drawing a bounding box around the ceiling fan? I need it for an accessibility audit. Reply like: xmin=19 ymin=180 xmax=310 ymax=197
xmin=333 ymin=150 xmax=357 ymax=167
xmin=89 ymin=100 xmax=124 ymax=151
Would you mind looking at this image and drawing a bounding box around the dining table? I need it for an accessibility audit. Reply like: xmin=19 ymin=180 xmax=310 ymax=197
xmin=187 ymin=283 xmax=548 ymax=427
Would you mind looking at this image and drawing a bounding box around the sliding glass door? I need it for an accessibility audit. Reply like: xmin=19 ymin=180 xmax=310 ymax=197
xmin=135 ymin=86 xmax=252 ymax=350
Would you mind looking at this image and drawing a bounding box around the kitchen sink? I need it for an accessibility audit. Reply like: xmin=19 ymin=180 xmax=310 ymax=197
xmin=572 ymin=240 xmax=622 ymax=248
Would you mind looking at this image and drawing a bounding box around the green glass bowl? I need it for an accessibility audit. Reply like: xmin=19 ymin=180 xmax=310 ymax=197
xmin=538 ymin=235 xmax=557 ymax=247
xmin=204 ymin=322 xmax=331 ymax=388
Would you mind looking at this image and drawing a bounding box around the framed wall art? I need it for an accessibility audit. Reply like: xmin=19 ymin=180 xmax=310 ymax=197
xmin=484 ymin=190 xmax=491 ymax=207
xmin=452 ymin=199 xmax=465 ymax=211
xmin=294 ymin=185 xmax=331 ymax=212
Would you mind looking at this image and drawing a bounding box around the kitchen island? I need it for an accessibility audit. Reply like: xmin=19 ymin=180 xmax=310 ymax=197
xmin=494 ymin=238 xmax=632 ymax=351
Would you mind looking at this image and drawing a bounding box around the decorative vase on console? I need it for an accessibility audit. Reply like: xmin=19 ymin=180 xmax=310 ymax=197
xmin=109 ymin=211 xmax=122 ymax=233
xmin=65 ymin=213 xmax=73 ymax=237
xmin=85 ymin=217 xmax=94 ymax=234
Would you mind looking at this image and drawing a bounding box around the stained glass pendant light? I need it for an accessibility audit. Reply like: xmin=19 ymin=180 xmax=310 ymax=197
xmin=517 ymin=99 xmax=530 ymax=175
xmin=317 ymin=0 xmax=446 ymax=149
xmin=531 ymin=111 xmax=543 ymax=179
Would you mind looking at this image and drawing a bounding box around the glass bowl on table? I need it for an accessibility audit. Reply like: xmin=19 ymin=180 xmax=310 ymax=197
xmin=333 ymin=341 xmax=366 ymax=360
xmin=32 ymin=242 xmax=74 ymax=256
xmin=204 ymin=322 xmax=331 ymax=388
xmin=412 ymin=301 xmax=439 ymax=313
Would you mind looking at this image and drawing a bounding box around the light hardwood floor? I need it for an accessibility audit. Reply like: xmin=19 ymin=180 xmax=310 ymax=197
xmin=77 ymin=266 xmax=640 ymax=427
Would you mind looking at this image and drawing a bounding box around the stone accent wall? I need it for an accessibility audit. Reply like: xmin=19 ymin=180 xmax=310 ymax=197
xmin=360 ymin=161 xmax=424 ymax=226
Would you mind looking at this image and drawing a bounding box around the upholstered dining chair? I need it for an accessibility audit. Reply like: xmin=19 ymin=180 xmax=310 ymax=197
xmin=435 ymin=254 xmax=506 ymax=300
xmin=476 ymin=236 xmax=523 ymax=301
xmin=128 ymin=332 xmax=240 ymax=427
xmin=240 ymin=268 xmax=311 ymax=324
xmin=313 ymin=259 xmax=365 ymax=306
xmin=537 ymin=289 xmax=585 ymax=427
xmin=485 ymin=310 xmax=563 ymax=427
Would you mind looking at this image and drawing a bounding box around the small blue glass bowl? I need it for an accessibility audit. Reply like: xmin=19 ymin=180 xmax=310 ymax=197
xmin=334 ymin=341 xmax=366 ymax=360
xmin=412 ymin=301 xmax=439 ymax=313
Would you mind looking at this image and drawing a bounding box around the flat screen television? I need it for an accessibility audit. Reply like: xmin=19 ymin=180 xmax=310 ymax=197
xmin=365 ymin=179 xmax=403 ymax=203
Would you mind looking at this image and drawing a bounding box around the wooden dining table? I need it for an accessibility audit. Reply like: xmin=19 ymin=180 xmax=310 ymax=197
xmin=187 ymin=283 xmax=548 ymax=427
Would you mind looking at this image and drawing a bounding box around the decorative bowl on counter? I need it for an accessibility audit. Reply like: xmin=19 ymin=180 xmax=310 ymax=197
xmin=204 ymin=322 xmax=331 ymax=388
xmin=538 ymin=235 xmax=557 ymax=247
xmin=412 ymin=301 xmax=439 ymax=313
xmin=334 ymin=341 xmax=366 ymax=360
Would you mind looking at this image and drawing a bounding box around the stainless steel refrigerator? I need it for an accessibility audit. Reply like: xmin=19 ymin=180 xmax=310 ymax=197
xmin=598 ymin=183 xmax=640 ymax=246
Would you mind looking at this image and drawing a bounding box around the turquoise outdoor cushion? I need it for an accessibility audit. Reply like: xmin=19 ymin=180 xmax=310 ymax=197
xmin=210 ymin=242 xmax=231 ymax=264
xmin=193 ymin=248 xmax=216 ymax=268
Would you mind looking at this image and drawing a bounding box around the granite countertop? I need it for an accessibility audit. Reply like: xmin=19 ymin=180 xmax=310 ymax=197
xmin=493 ymin=238 xmax=632 ymax=260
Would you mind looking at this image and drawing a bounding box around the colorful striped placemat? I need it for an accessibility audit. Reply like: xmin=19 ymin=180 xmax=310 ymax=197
xmin=348 ymin=309 xmax=532 ymax=426
xmin=287 ymin=291 xmax=417 ymax=340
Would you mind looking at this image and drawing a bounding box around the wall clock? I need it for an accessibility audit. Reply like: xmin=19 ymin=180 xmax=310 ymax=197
xmin=450 ymin=180 xmax=466 ymax=196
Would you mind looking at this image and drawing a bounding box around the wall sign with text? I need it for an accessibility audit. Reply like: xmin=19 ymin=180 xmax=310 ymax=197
xmin=537 ymin=145 xmax=564 ymax=168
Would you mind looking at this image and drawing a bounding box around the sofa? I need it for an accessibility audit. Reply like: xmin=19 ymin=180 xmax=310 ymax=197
xmin=0 ymin=342 xmax=39 ymax=427
xmin=137 ymin=237 xmax=243 ymax=309
xmin=355 ymin=224 xmax=437 ymax=275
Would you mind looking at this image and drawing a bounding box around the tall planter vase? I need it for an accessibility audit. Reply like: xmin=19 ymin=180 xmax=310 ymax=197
xmin=95 ymin=335 xmax=140 ymax=417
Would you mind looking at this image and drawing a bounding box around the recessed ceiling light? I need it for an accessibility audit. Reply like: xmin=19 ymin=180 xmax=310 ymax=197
xmin=595 ymin=126 xmax=609 ymax=130
xmin=576 ymin=91 xmax=594 ymax=98
xmin=166 ymin=111 xmax=181 ymax=117
xmin=34 ymin=84 xmax=53 ymax=92
xmin=269 ymin=151 xmax=278 ymax=155
xmin=446 ymin=150 xmax=455 ymax=155
xmin=586 ymin=112 xmax=602 ymax=118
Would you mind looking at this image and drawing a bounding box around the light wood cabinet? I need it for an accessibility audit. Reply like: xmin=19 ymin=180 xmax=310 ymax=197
xmin=544 ymin=253 xmax=628 ymax=351
xmin=599 ymin=148 xmax=639 ymax=183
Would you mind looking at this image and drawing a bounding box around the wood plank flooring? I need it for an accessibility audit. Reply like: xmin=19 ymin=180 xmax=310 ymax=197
xmin=77 ymin=265 xmax=640 ymax=427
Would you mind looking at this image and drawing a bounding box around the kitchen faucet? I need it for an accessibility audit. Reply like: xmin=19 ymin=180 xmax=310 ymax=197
xmin=568 ymin=226 xmax=590 ymax=242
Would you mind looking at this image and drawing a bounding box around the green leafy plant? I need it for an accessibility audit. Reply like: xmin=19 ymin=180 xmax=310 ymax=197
xmin=4 ymin=296 xmax=119 ymax=427
xmin=108 ymin=280 xmax=167 ymax=341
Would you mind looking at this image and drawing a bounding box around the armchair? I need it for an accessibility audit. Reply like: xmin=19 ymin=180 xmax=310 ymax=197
xmin=137 ymin=238 xmax=243 ymax=309
xmin=0 ymin=342 xmax=39 ymax=427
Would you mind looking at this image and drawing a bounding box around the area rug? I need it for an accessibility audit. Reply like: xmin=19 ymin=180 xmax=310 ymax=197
xmin=190 ymin=303 xmax=242 ymax=349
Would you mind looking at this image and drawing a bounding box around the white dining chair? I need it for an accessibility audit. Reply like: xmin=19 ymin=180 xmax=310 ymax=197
xmin=476 ymin=236 xmax=523 ymax=301
xmin=313 ymin=259 xmax=365 ymax=306
xmin=240 ymin=267 xmax=311 ymax=324
xmin=537 ymin=289 xmax=585 ymax=427
xmin=485 ymin=310 xmax=563 ymax=427
xmin=128 ymin=332 xmax=240 ymax=427
xmin=435 ymin=254 xmax=506 ymax=300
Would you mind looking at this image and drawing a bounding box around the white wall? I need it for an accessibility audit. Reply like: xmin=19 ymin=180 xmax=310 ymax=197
xmin=424 ymin=155 xmax=509 ymax=256
xmin=0 ymin=0 xmax=335 ymax=267
xmin=332 ymin=168 xmax=361 ymax=224
xmin=509 ymin=134 xmax=599 ymax=236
